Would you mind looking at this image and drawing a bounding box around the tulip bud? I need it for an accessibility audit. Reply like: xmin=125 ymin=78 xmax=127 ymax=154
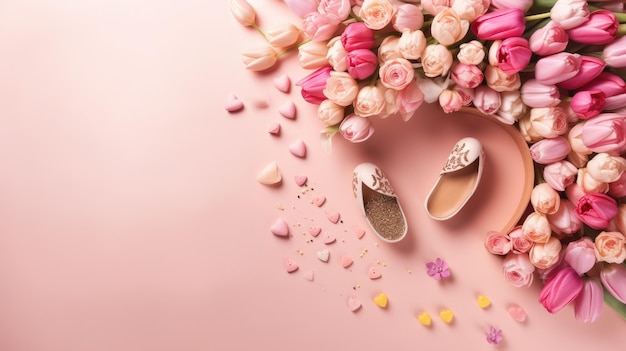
xmin=567 ymin=10 xmax=618 ymax=45
xmin=496 ymin=37 xmax=531 ymax=74
xmin=571 ymin=90 xmax=606 ymax=120
xmin=547 ymin=198 xmax=582 ymax=236
xmin=587 ymin=153 xmax=626 ymax=183
xmin=296 ymin=66 xmax=332 ymax=104
xmin=438 ymin=89 xmax=464 ymax=113
xmin=543 ymin=160 xmax=577 ymax=191
xmin=397 ymin=80 xmax=425 ymax=121
xmin=470 ymin=8 xmax=525 ymax=40
xmin=392 ymin=3 xmax=424 ymax=32
xmin=530 ymin=236 xmax=563 ymax=269
xmin=535 ymin=52 xmax=582 ymax=85
xmin=550 ymin=0 xmax=590 ymax=30
xmin=318 ymin=100 xmax=344 ymax=126
xmin=575 ymin=193 xmax=618 ymax=230
xmin=528 ymin=107 xmax=569 ymax=138
xmin=601 ymin=263 xmax=626 ymax=304
xmin=341 ymin=22 xmax=375 ymax=51
xmin=529 ymin=21 xmax=568 ymax=56
xmin=580 ymin=72 xmax=626 ymax=98
xmin=604 ymin=35 xmax=626 ymax=68
xmin=284 ymin=0 xmax=320 ymax=18
xmin=564 ymin=238 xmax=596 ymax=275
xmin=531 ymin=183 xmax=561 ymax=215
xmin=581 ymin=113 xmax=626 ymax=154
xmin=530 ymin=136 xmax=571 ymax=164
xmin=326 ymin=37 xmax=348 ymax=72
xmin=241 ymin=45 xmax=278 ymax=71
xmin=473 ymin=85 xmax=501 ymax=115
xmin=346 ymin=49 xmax=378 ymax=80
xmin=574 ymin=279 xmax=603 ymax=322
xmin=229 ymin=0 xmax=256 ymax=27
xmin=496 ymin=91 xmax=526 ymax=124
xmin=558 ymin=56 xmax=606 ymax=91
xmin=339 ymin=114 xmax=375 ymax=143
xmin=539 ymin=266 xmax=583 ymax=313
xmin=521 ymin=80 xmax=561 ymax=108
xmin=522 ymin=211 xmax=551 ymax=243
xmin=266 ymin=23 xmax=301 ymax=48
xmin=299 ymin=40 xmax=331 ymax=69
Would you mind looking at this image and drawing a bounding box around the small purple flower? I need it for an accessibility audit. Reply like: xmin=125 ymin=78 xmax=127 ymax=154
xmin=426 ymin=258 xmax=450 ymax=280
xmin=486 ymin=325 xmax=503 ymax=345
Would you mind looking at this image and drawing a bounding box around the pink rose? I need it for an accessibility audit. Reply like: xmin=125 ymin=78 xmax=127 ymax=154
xmin=508 ymin=226 xmax=533 ymax=254
xmin=485 ymin=231 xmax=512 ymax=255
xmin=421 ymin=44 xmax=453 ymax=78
xmin=346 ymin=49 xmax=378 ymax=79
xmin=377 ymin=36 xmax=402 ymax=63
xmin=575 ymin=193 xmax=619 ymax=230
xmin=594 ymin=231 xmax=626 ymax=264
xmin=339 ymin=114 xmax=375 ymax=142
xmin=522 ymin=211 xmax=552 ymax=244
xmin=451 ymin=63 xmax=483 ymax=89
xmin=379 ymin=58 xmax=415 ymax=90
xmin=502 ymin=253 xmax=535 ymax=287
xmin=323 ymin=71 xmax=359 ymax=106
xmin=354 ymin=85 xmax=385 ymax=117
xmin=358 ymin=0 xmax=395 ymax=30
xmin=421 ymin=0 xmax=451 ymax=16
xmin=430 ymin=8 xmax=470 ymax=46
xmin=530 ymin=236 xmax=563 ymax=269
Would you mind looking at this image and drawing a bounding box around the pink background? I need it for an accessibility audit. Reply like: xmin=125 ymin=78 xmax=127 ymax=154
xmin=0 ymin=1 xmax=625 ymax=350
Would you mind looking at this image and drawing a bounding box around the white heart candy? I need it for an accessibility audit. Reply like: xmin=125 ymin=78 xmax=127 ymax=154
xmin=256 ymin=161 xmax=282 ymax=185
xmin=316 ymin=249 xmax=330 ymax=262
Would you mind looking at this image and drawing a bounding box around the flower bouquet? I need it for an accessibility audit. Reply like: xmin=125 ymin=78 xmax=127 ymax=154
xmin=231 ymin=0 xmax=626 ymax=322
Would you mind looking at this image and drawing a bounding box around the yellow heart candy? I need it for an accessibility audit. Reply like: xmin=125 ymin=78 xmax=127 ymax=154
xmin=439 ymin=309 xmax=454 ymax=324
xmin=374 ymin=293 xmax=388 ymax=308
xmin=478 ymin=295 xmax=491 ymax=309
xmin=417 ymin=312 xmax=432 ymax=326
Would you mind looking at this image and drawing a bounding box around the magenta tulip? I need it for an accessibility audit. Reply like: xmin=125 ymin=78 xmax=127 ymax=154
xmin=563 ymin=238 xmax=596 ymax=275
xmin=567 ymin=10 xmax=618 ymax=45
xmin=341 ymin=22 xmax=375 ymax=51
xmin=580 ymin=72 xmax=626 ymax=98
xmin=574 ymin=279 xmax=604 ymax=322
xmin=346 ymin=49 xmax=378 ymax=80
xmin=570 ymin=90 xmax=606 ymax=119
xmin=534 ymin=52 xmax=582 ymax=85
xmin=557 ymin=56 xmax=606 ymax=91
xmin=604 ymin=35 xmax=626 ymax=68
xmin=530 ymin=136 xmax=571 ymax=164
xmin=496 ymin=37 xmax=532 ymax=74
xmin=539 ymin=267 xmax=584 ymax=314
xmin=601 ymin=263 xmax=626 ymax=304
xmin=575 ymin=193 xmax=618 ymax=230
xmin=470 ymin=8 xmax=525 ymax=40
xmin=581 ymin=113 xmax=626 ymax=154
xmin=296 ymin=66 xmax=332 ymax=104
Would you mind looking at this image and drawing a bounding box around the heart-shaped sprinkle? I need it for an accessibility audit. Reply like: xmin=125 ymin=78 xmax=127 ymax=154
xmin=278 ymin=101 xmax=297 ymax=119
xmin=312 ymin=195 xmax=326 ymax=207
xmin=368 ymin=266 xmax=382 ymax=279
xmin=354 ymin=227 xmax=366 ymax=239
xmin=341 ymin=256 xmax=353 ymax=268
xmin=288 ymin=139 xmax=306 ymax=158
xmin=225 ymin=94 xmax=244 ymax=112
xmin=477 ymin=295 xmax=491 ymax=309
xmin=303 ymin=270 xmax=314 ymax=281
xmin=374 ymin=293 xmax=388 ymax=308
xmin=308 ymin=226 xmax=321 ymax=237
xmin=316 ymin=249 xmax=330 ymax=262
xmin=323 ymin=233 xmax=336 ymax=245
xmin=270 ymin=218 xmax=289 ymax=237
xmin=273 ymin=74 xmax=291 ymax=93
xmin=507 ymin=304 xmax=527 ymax=322
xmin=285 ymin=259 xmax=299 ymax=273
xmin=268 ymin=123 xmax=281 ymax=135
xmin=439 ymin=309 xmax=454 ymax=324
xmin=256 ymin=161 xmax=282 ymax=185
xmin=295 ymin=175 xmax=308 ymax=187
xmin=417 ymin=312 xmax=432 ymax=326
xmin=327 ymin=211 xmax=340 ymax=224
xmin=347 ymin=297 xmax=362 ymax=312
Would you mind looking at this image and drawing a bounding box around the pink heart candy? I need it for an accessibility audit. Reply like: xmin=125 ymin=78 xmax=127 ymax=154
xmin=312 ymin=195 xmax=326 ymax=207
xmin=327 ymin=211 xmax=340 ymax=224
xmin=303 ymin=270 xmax=314 ymax=281
xmin=368 ymin=266 xmax=382 ymax=279
xmin=273 ymin=74 xmax=291 ymax=93
xmin=225 ymin=94 xmax=244 ymax=112
xmin=341 ymin=256 xmax=353 ymax=268
xmin=323 ymin=233 xmax=336 ymax=245
xmin=295 ymin=175 xmax=307 ymax=187
xmin=285 ymin=259 xmax=299 ymax=273
xmin=347 ymin=297 xmax=362 ymax=312
xmin=268 ymin=123 xmax=281 ymax=136
xmin=308 ymin=226 xmax=322 ymax=237
xmin=507 ymin=304 xmax=527 ymax=322
xmin=278 ymin=101 xmax=297 ymax=119
xmin=354 ymin=227 xmax=366 ymax=240
xmin=270 ymin=218 xmax=289 ymax=237
xmin=288 ymin=139 xmax=306 ymax=158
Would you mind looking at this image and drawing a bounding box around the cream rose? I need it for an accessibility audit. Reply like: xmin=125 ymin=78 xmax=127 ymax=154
xmin=587 ymin=153 xmax=626 ymax=183
xmin=430 ymin=8 xmax=469 ymax=46
xmin=457 ymin=40 xmax=485 ymax=65
xmin=421 ymin=44 xmax=453 ymax=78
xmin=531 ymin=183 xmax=561 ymax=215
xmin=529 ymin=236 xmax=562 ymax=269
xmin=359 ymin=0 xmax=395 ymax=30
xmin=318 ymin=99 xmax=345 ymax=126
xmin=354 ymin=86 xmax=386 ymax=117
xmin=377 ymin=36 xmax=402 ymax=64
xmin=522 ymin=212 xmax=552 ymax=243
xmin=485 ymin=65 xmax=521 ymax=92
xmin=594 ymin=231 xmax=626 ymax=264
xmin=379 ymin=58 xmax=414 ymax=90
xmin=398 ymin=29 xmax=426 ymax=60
xmin=323 ymin=71 xmax=359 ymax=106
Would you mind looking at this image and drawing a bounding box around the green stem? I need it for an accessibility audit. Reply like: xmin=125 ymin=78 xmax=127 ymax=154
xmin=614 ymin=12 xmax=626 ymax=23
xmin=619 ymin=24 xmax=626 ymax=36
xmin=251 ymin=23 xmax=267 ymax=41
xmin=525 ymin=12 xmax=551 ymax=22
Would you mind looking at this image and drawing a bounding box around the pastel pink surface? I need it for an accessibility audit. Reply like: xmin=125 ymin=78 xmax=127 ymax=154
xmin=0 ymin=2 xmax=625 ymax=351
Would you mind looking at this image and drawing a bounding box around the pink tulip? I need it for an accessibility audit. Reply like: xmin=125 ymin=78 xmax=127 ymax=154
xmin=346 ymin=49 xmax=378 ymax=79
xmin=470 ymin=8 xmax=525 ymax=41
xmin=550 ymin=0 xmax=590 ymax=30
xmin=605 ymin=93 xmax=626 ymax=111
xmin=396 ymin=80 xmax=424 ymax=121
xmin=473 ymin=85 xmax=501 ymax=115
xmin=600 ymin=263 xmax=626 ymax=304
xmin=496 ymin=37 xmax=531 ymax=74
xmin=570 ymin=90 xmax=606 ymax=120
xmin=547 ymin=198 xmax=582 ymax=237
xmin=529 ymin=21 xmax=568 ymax=56
xmin=567 ymin=10 xmax=618 ymax=45
xmin=392 ymin=3 xmax=424 ymax=32
xmin=580 ymin=72 xmax=626 ymax=98
xmin=539 ymin=266 xmax=584 ymax=314
xmin=574 ymin=279 xmax=604 ymax=322
xmin=564 ymin=238 xmax=596 ymax=275
xmin=543 ymin=160 xmax=577 ymax=191
xmin=484 ymin=231 xmax=512 ymax=255
xmin=339 ymin=114 xmax=374 ymax=142
xmin=303 ymin=12 xmax=339 ymax=41
xmin=603 ymin=35 xmax=626 ymax=68
xmin=581 ymin=113 xmax=626 ymax=154
xmin=521 ymin=80 xmax=560 ymax=108
xmin=341 ymin=22 xmax=375 ymax=51
xmin=284 ymin=0 xmax=320 ymax=18
xmin=451 ymin=63 xmax=483 ymax=89
xmin=535 ymin=52 xmax=582 ymax=85
xmin=530 ymin=136 xmax=571 ymax=164
xmin=296 ymin=66 xmax=332 ymax=104
xmin=318 ymin=0 xmax=352 ymax=25
xmin=557 ymin=56 xmax=606 ymax=91
xmin=575 ymin=193 xmax=618 ymax=229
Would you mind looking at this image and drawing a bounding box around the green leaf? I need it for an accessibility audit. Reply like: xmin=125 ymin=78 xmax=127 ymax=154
xmin=604 ymin=289 xmax=626 ymax=321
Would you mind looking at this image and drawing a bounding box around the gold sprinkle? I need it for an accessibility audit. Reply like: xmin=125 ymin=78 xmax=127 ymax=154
xmin=364 ymin=193 xmax=406 ymax=241
xmin=407 ymin=269 xmax=412 ymax=274
xmin=382 ymin=262 xmax=387 ymax=267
